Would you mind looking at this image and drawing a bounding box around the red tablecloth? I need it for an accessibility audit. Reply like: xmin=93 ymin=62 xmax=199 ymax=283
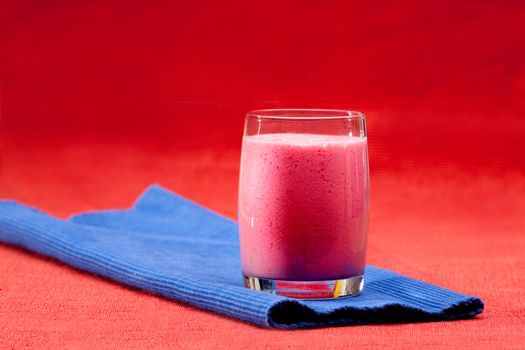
xmin=1 ymin=1 xmax=524 ymax=348
xmin=1 ymin=140 xmax=524 ymax=348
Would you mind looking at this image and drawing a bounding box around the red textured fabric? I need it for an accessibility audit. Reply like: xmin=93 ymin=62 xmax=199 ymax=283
xmin=1 ymin=0 xmax=524 ymax=348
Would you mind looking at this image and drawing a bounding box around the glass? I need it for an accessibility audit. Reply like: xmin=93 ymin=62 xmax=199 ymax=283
xmin=238 ymin=109 xmax=369 ymax=299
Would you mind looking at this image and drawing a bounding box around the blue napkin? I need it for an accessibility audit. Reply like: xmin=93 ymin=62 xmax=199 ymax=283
xmin=0 ymin=185 xmax=483 ymax=329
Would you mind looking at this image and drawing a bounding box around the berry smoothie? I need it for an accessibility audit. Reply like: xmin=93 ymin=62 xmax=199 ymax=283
xmin=238 ymin=133 xmax=369 ymax=281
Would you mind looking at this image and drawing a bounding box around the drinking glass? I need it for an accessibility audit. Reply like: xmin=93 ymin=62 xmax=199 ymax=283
xmin=238 ymin=109 xmax=369 ymax=299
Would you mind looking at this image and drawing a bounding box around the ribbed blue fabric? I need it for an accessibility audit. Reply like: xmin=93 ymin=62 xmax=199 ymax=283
xmin=0 ymin=185 xmax=483 ymax=329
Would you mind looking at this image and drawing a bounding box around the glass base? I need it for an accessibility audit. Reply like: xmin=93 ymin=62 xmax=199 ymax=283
xmin=243 ymin=275 xmax=364 ymax=299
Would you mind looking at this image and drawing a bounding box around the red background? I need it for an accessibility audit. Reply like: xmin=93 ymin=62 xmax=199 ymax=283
xmin=1 ymin=1 xmax=524 ymax=348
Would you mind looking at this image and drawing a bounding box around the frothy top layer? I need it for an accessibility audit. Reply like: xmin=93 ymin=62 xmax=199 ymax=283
xmin=244 ymin=133 xmax=366 ymax=146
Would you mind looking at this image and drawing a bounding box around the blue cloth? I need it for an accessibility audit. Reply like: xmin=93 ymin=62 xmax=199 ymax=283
xmin=0 ymin=185 xmax=483 ymax=329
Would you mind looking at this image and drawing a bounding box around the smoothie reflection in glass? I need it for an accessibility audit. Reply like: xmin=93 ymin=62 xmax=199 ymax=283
xmin=238 ymin=109 xmax=369 ymax=299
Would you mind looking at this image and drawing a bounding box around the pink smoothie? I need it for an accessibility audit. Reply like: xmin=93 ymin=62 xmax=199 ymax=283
xmin=239 ymin=133 xmax=369 ymax=281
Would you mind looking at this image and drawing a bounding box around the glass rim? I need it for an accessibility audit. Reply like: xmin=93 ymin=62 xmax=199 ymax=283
xmin=246 ymin=108 xmax=365 ymax=121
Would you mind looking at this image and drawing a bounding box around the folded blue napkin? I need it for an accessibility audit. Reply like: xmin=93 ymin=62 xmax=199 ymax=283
xmin=0 ymin=185 xmax=483 ymax=329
